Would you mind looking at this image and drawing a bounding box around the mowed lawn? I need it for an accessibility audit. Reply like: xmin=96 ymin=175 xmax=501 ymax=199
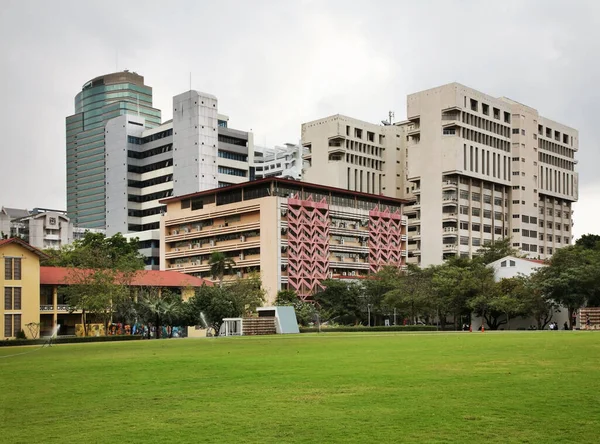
xmin=1 ymin=332 xmax=600 ymax=443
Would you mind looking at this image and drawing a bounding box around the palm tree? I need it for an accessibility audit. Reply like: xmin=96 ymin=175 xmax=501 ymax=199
xmin=208 ymin=252 xmax=236 ymax=287
xmin=137 ymin=289 xmax=182 ymax=339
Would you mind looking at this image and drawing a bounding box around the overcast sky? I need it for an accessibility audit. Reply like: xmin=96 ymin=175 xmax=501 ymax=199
xmin=0 ymin=0 xmax=598 ymax=238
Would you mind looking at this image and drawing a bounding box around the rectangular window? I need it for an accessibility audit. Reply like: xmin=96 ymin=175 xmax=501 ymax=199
xmin=4 ymin=257 xmax=13 ymax=280
xmin=472 ymin=238 xmax=481 ymax=247
xmin=495 ymin=227 xmax=502 ymax=235
xmin=494 ymin=212 xmax=502 ymax=221
xmin=472 ymin=192 xmax=481 ymax=202
xmin=13 ymin=314 xmax=21 ymax=337
xmin=483 ymin=209 xmax=492 ymax=219
xmin=472 ymin=223 xmax=481 ymax=232
xmin=522 ymin=229 xmax=530 ymax=237
xmin=484 ymin=225 xmax=492 ymax=233
xmin=13 ymin=287 xmax=21 ymax=310
xmin=460 ymin=190 xmax=469 ymax=200
xmin=565 ymin=237 xmax=570 ymax=244
xmin=4 ymin=314 xmax=12 ymax=337
xmin=460 ymin=206 xmax=469 ymax=215
xmin=512 ymin=128 xmax=520 ymax=134
xmin=472 ymin=208 xmax=481 ymax=217
xmin=460 ymin=236 xmax=469 ymax=245
xmin=483 ymin=194 xmax=492 ymax=204
xmin=460 ymin=221 xmax=469 ymax=230
xmin=4 ymin=287 xmax=11 ymax=310
xmin=522 ymin=215 xmax=530 ymax=223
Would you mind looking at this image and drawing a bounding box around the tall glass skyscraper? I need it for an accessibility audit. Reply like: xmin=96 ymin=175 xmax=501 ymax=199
xmin=66 ymin=71 xmax=161 ymax=228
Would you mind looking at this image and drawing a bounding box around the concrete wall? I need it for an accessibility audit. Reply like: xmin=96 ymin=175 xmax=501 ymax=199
xmin=173 ymin=91 xmax=219 ymax=196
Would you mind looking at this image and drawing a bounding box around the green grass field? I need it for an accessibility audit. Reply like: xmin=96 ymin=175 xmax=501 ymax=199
xmin=1 ymin=332 xmax=599 ymax=443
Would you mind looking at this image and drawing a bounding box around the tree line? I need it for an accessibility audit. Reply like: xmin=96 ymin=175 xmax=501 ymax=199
xmin=277 ymin=235 xmax=600 ymax=330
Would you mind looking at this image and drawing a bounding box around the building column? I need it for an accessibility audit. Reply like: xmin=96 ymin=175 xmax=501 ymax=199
xmin=52 ymin=285 xmax=58 ymax=326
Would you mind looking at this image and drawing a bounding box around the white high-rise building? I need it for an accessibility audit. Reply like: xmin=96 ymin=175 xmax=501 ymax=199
xmin=253 ymin=143 xmax=305 ymax=180
xmin=104 ymin=90 xmax=255 ymax=268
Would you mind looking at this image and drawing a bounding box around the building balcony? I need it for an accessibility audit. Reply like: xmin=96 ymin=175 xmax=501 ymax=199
xmin=40 ymin=304 xmax=74 ymax=312
xmin=442 ymin=213 xmax=458 ymax=221
xmin=406 ymin=124 xmax=420 ymax=136
xmin=442 ymin=181 xmax=458 ymax=190
xmin=412 ymin=188 xmax=420 ymax=195
xmin=442 ymin=197 xmax=458 ymax=206
xmin=44 ymin=234 xmax=60 ymax=241
xmin=443 ymin=244 xmax=458 ymax=252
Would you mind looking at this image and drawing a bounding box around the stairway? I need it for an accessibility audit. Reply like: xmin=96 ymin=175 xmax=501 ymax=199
xmin=242 ymin=317 xmax=277 ymax=336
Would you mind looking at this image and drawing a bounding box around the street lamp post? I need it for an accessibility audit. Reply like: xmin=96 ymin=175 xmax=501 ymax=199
xmin=367 ymin=304 xmax=371 ymax=327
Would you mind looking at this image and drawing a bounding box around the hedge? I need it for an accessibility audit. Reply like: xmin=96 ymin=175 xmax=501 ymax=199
xmin=0 ymin=335 xmax=143 ymax=347
xmin=299 ymin=325 xmax=438 ymax=333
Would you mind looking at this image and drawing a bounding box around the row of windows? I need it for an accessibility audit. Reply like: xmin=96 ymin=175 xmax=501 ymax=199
xmin=127 ymin=159 xmax=172 ymax=174
xmin=465 ymin=97 xmax=511 ymax=124
xmin=218 ymin=166 xmax=247 ymax=177
xmin=461 ymin=111 xmax=511 ymax=138
xmin=538 ymin=124 xmax=573 ymax=146
xmin=345 ymin=139 xmax=383 ymax=157
xmin=539 ymin=220 xmax=570 ymax=231
xmin=127 ymin=128 xmax=173 ymax=145
xmin=459 ymin=190 xmax=505 ymax=206
xmin=128 ymin=144 xmax=173 ymax=159
xmin=127 ymin=174 xmax=172 ymax=188
xmin=218 ymin=150 xmax=248 ymax=162
xmin=347 ymin=168 xmax=382 ymax=195
xmin=540 ymin=167 xmax=575 ymax=196
xmin=128 ymin=190 xmax=173 ymax=204
xmin=345 ymin=154 xmax=383 ymax=171
xmin=170 ymin=229 xmax=260 ymax=249
xmin=345 ymin=126 xmax=383 ymax=144
xmin=463 ymin=145 xmax=510 ymax=179
xmin=127 ymin=205 xmax=166 ymax=218
xmin=459 ymin=222 xmax=505 ymax=234
xmin=462 ymin=129 xmax=511 ymax=152
xmin=459 ymin=206 xmax=505 ymax=220
xmin=539 ymin=152 xmax=575 ymax=172
xmin=218 ymin=134 xmax=247 ymax=147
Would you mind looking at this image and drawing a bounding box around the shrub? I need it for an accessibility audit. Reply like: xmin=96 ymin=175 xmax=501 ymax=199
xmin=15 ymin=330 xmax=27 ymax=339
xmin=0 ymin=335 xmax=143 ymax=347
xmin=299 ymin=325 xmax=438 ymax=333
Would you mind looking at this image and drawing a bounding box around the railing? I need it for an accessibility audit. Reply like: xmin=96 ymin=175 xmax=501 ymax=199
xmin=40 ymin=304 xmax=71 ymax=312
xmin=40 ymin=305 xmax=53 ymax=312
xmin=444 ymin=244 xmax=458 ymax=250
xmin=443 ymin=227 xmax=457 ymax=233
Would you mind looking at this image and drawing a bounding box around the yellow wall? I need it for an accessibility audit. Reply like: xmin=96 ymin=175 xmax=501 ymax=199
xmin=0 ymin=243 xmax=41 ymax=339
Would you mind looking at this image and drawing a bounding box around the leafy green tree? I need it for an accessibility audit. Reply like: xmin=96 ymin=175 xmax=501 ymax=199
xmin=43 ymin=232 xmax=145 ymax=271
xmin=363 ymin=266 xmax=404 ymax=323
xmin=430 ymin=258 xmax=475 ymax=329
xmin=136 ymin=288 xmax=184 ymax=339
xmin=474 ymin=237 xmax=518 ymax=265
xmin=521 ymin=272 xmax=558 ymax=330
xmin=575 ymin=234 xmax=600 ymax=250
xmin=536 ymin=246 xmax=600 ymax=326
xmin=383 ymin=265 xmax=433 ymax=325
xmin=466 ymin=263 xmax=505 ymax=330
xmin=313 ymin=280 xmax=363 ymax=325
xmin=188 ymin=274 xmax=265 ymax=335
xmin=208 ymin=251 xmax=236 ymax=287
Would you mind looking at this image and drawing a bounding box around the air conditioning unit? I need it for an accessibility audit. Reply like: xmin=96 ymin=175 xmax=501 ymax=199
xmin=218 ymin=224 xmax=224 ymax=228
xmin=188 ymin=244 xmax=192 ymax=249
xmin=183 ymin=228 xmax=189 ymax=233
xmin=342 ymin=272 xmax=347 ymax=276
xmin=239 ymin=253 xmax=245 ymax=260
xmin=351 ymin=271 xmax=356 ymax=276
xmin=354 ymin=257 xmax=359 ymax=262
xmin=177 ymin=264 xmax=182 ymax=268
xmin=173 ymin=230 xmax=179 ymax=235
xmin=175 ymin=248 xmax=180 ymax=252
xmin=209 ymin=240 xmax=215 ymax=247
xmin=240 ymin=235 xmax=246 ymax=242
xmin=237 ymin=271 xmax=243 ymax=278
xmin=340 ymin=239 xmax=345 ymax=245
xmin=192 ymin=261 xmax=198 ymax=266
xmin=195 ymin=224 xmax=202 ymax=231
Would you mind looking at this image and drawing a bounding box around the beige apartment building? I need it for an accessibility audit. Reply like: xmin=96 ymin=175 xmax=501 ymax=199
xmin=302 ymin=83 xmax=578 ymax=266
xmin=159 ymin=178 xmax=408 ymax=304
xmin=405 ymin=83 xmax=578 ymax=265
xmin=302 ymin=115 xmax=408 ymax=198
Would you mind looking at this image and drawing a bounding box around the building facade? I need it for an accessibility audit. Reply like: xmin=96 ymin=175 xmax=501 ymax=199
xmin=253 ymin=143 xmax=305 ymax=180
xmin=301 ymin=115 xmax=408 ymax=198
xmin=159 ymin=178 xmax=408 ymax=304
xmin=66 ymin=71 xmax=162 ymax=229
xmin=1 ymin=238 xmax=47 ymax=339
xmin=404 ymin=83 xmax=578 ymax=266
xmin=1 ymin=207 xmax=104 ymax=250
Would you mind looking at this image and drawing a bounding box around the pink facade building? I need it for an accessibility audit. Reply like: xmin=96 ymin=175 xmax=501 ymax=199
xmin=160 ymin=178 xmax=408 ymax=304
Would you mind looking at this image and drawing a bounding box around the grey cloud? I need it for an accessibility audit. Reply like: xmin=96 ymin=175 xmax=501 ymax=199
xmin=0 ymin=0 xmax=597 ymax=215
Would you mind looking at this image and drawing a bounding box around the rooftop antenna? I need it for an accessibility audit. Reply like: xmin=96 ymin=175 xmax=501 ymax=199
xmin=381 ymin=111 xmax=395 ymax=126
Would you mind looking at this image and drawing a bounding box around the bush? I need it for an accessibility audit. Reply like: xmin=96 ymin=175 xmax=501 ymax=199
xmin=0 ymin=335 xmax=143 ymax=347
xmin=15 ymin=330 xmax=27 ymax=339
xmin=299 ymin=325 xmax=438 ymax=333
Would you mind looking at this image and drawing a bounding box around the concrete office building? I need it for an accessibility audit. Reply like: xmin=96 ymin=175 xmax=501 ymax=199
xmin=253 ymin=143 xmax=305 ymax=180
xmin=159 ymin=178 xmax=408 ymax=304
xmin=301 ymin=115 xmax=408 ymax=198
xmin=104 ymin=90 xmax=254 ymax=269
xmin=404 ymin=83 xmax=578 ymax=266
xmin=66 ymin=71 xmax=162 ymax=229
